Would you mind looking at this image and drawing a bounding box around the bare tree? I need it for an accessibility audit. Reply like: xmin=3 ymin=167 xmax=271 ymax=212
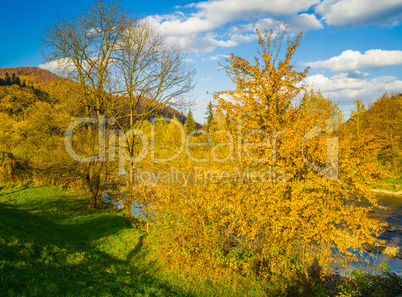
xmin=112 ymin=18 xmax=195 ymax=214
xmin=41 ymin=0 xmax=195 ymax=210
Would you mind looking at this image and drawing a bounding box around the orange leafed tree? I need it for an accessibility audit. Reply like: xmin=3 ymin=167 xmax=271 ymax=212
xmin=208 ymin=28 xmax=384 ymax=280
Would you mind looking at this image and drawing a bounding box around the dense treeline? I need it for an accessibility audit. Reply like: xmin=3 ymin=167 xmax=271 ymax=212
xmin=344 ymin=93 xmax=402 ymax=176
xmin=0 ymin=72 xmax=35 ymax=89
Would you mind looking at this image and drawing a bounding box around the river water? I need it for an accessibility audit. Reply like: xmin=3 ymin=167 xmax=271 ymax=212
xmin=327 ymin=193 xmax=401 ymax=276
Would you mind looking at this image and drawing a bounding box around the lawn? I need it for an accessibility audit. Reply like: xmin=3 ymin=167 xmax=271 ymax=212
xmin=0 ymin=185 xmax=200 ymax=297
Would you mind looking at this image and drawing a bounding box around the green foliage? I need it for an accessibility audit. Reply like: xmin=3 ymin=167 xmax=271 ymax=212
xmin=334 ymin=268 xmax=402 ymax=297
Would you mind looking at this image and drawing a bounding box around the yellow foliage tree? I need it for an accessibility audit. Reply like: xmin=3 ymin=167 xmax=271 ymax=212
xmin=150 ymin=28 xmax=386 ymax=285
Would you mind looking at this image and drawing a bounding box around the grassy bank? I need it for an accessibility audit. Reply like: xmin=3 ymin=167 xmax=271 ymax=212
xmin=369 ymin=174 xmax=402 ymax=193
xmin=0 ymin=185 xmax=263 ymax=296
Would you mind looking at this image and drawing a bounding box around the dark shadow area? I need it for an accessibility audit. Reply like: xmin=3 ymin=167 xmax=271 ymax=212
xmin=126 ymin=234 xmax=147 ymax=262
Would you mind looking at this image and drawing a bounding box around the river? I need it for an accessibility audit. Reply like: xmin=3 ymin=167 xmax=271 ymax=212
xmin=332 ymin=193 xmax=401 ymax=276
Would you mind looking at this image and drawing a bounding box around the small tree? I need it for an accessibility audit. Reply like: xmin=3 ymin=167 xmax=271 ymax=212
xmin=215 ymin=26 xmax=308 ymax=132
xmin=184 ymin=109 xmax=196 ymax=134
xmin=204 ymin=101 xmax=214 ymax=133
xmin=351 ymin=97 xmax=367 ymax=139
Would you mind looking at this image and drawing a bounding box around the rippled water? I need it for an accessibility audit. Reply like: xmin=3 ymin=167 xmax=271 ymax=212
xmin=335 ymin=193 xmax=402 ymax=276
xmin=376 ymin=194 xmax=402 ymax=247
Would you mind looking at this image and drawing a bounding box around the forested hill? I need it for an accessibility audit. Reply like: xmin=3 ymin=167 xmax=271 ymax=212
xmin=0 ymin=66 xmax=199 ymax=127
xmin=0 ymin=67 xmax=62 ymax=86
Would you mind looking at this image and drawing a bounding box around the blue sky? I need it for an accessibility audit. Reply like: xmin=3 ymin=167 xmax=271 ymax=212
xmin=1 ymin=0 xmax=402 ymax=123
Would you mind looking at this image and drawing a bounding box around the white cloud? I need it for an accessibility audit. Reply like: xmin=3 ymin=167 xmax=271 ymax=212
xmin=229 ymin=23 xmax=255 ymax=33
xmin=147 ymin=0 xmax=320 ymax=53
xmin=202 ymin=56 xmax=220 ymax=62
xmin=316 ymin=0 xmax=402 ymax=27
xmin=169 ymin=13 xmax=320 ymax=54
xmin=168 ymin=33 xmax=231 ymax=53
xmin=149 ymin=0 xmax=319 ymax=36
xmin=165 ymin=31 xmax=257 ymax=54
xmin=38 ymin=58 xmax=76 ymax=72
xmin=306 ymin=49 xmax=402 ymax=71
xmin=255 ymin=13 xmax=323 ymax=33
xmin=305 ymin=73 xmax=402 ymax=102
xmin=347 ymin=70 xmax=370 ymax=79
xmin=255 ymin=18 xmax=278 ymax=31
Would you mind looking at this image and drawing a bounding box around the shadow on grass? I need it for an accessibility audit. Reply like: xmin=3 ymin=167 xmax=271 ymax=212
xmin=0 ymin=199 xmax=194 ymax=296
xmin=0 ymin=184 xmax=27 ymax=198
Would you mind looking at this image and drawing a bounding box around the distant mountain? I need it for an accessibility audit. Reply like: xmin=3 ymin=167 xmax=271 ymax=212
xmin=0 ymin=67 xmax=202 ymax=128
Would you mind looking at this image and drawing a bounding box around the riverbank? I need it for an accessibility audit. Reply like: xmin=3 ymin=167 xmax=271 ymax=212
xmin=371 ymin=188 xmax=402 ymax=196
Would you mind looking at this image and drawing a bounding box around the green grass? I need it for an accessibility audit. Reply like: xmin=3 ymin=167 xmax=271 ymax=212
xmin=0 ymin=185 xmax=195 ymax=296
xmin=368 ymin=175 xmax=402 ymax=192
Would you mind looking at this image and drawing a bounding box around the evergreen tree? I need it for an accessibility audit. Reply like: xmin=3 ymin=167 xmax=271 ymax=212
xmin=11 ymin=73 xmax=18 ymax=85
xmin=184 ymin=109 xmax=196 ymax=134
xmin=4 ymin=73 xmax=11 ymax=85
xmin=204 ymin=101 xmax=214 ymax=133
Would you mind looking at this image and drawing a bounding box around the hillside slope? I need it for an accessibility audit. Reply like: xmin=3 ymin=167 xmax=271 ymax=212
xmin=0 ymin=67 xmax=201 ymax=127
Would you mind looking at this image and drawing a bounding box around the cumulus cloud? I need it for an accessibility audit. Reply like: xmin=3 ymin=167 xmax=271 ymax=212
xmin=315 ymin=0 xmax=402 ymax=27
xmin=255 ymin=18 xmax=278 ymax=31
xmin=305 ymin=73 xmax=402 ymax=102
xmin=167 ymin=13 xmax=320 ymax=54
xmin=229 ymin=23 xmax=255 ymax=33
xmin=38 ymin=58 xmax=76 ymax=73
xmin=149 ymin=0 xmax=319 ymax=35
xmin=147 ymin=0 xmax=321 ymax=53
xmin=164 ymin=30 xmax=257 ymax=53
xmin=306 ymin=49 xmax=402 ymax=71
xmin=255 ymin=14 xmax=322 ymax=33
